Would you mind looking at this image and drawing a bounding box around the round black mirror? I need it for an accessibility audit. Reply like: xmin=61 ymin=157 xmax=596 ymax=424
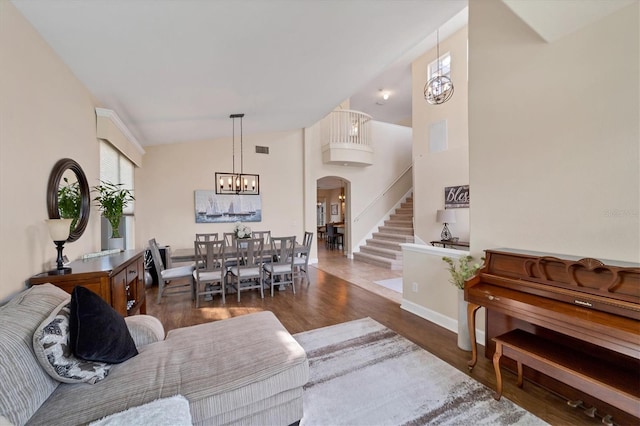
xmin=47 ymin=158 xmax=90 ymax=243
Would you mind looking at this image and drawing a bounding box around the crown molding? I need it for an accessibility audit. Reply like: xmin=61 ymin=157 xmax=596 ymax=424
xmin=95 ymin=107 xmax=145 ymax=155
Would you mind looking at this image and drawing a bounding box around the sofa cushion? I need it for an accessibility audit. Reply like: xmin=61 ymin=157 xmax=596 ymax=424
xmin=0 ymin=284 xmax=69 ymax=426
xmin=28 ymin=311 xmax=309 ymax=426
xmin=124 ymin=315 xmax=166 ymax=348
xmin=33 ymin=300 xmax=111 ymax=384
xmin=69 ymin=286 xmax=138 ymax=363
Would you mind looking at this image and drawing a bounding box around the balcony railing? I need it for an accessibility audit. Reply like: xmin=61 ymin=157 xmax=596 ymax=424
xmin=321 ymin=109 xmax=373 ymax=166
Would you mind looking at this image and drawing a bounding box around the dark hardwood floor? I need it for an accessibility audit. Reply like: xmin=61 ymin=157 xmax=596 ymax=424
xmin=146 ymin=242 xmax=601 ymax=426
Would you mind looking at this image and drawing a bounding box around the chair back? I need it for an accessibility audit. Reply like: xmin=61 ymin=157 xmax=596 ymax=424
xmin=270 ymin=236 xmax=296 ymax=268
xmin=195 ymin=233 xmax=218 ymax=242
xmin=194 ymin=240 xmax=225 ymax=273
xmin=302 ymin=231 xmax=313 ymax=250
xmin=251 ymin=230 xmax=271 ymax=244
xmin=223 ymin=232 xmax=237 ymax=247
xmin=148 ymin=238 xmax=166 ymax=274
xmin=326 ymin=224 xmax=336 ymax=237
xmin=235 ymin=237 xmax=264 ymax=267
xmin=300 ymin=231 xmax=313 ymax=257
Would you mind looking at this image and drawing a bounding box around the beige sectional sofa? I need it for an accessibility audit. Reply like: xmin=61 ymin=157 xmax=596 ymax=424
xmin=0 ymin=284 xmax=309 ymax=425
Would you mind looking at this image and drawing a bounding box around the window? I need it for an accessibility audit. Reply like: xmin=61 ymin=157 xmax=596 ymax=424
xmin=100 ymin=140 xmax=135 ymax=248
xmin=428 ymin=52 xmax=451 ymax=81
xmin=100 ymin=141 xmax=134 ymax=214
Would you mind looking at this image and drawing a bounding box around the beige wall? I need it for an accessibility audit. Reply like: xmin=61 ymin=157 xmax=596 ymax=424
xmin=403 ymin=0 xmax=639 ymax=337
xmin=0 ymin=1 xmax=102 ymax=301
xmin=469 ymin=0 xmax=639 ymax=262
xmin=401 ymin=244 xmax=485 ymax=342
xmin=412 ymin=26 xmax=470 ymax=245
xmin=135 ymin=130 xmax=305 ymax=251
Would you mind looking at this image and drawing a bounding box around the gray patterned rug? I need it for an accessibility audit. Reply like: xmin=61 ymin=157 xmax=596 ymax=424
xmin=294 ymin=317 xmax=548 ymax=426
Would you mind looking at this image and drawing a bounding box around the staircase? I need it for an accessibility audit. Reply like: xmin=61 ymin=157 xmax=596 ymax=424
xmin=353 ymin=196 xmax=414 ymax=270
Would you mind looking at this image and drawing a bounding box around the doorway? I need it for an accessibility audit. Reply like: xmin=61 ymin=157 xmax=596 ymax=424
xmin=316 ymin=176 xmax=350 ymax=258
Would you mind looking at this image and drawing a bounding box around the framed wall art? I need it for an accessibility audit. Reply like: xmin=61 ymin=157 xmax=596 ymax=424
xmin=194 ymin=190 xmax=262 ymax=223
xmin=444 ymin=185 xmax=469 ymax=208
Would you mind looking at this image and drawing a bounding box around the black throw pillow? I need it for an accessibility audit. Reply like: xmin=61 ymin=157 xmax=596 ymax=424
xmin=69 ymin=286 xmax=138 ymax=363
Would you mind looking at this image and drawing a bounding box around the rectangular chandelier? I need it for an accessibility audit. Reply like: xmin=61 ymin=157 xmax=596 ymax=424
xmin=215 ymin=172 xmax=260 ymax=195
xmin=215 ymin=113 xmax=260 ymax=195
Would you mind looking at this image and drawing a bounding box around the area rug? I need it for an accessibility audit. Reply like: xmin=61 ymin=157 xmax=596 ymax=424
xmin=373 ymin=277 xmax=403 ymax=293
xmin=294 ymin=318 xmax=548 ymax=426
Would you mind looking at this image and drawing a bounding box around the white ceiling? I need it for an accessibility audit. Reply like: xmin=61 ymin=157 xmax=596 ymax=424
xmin=12 ymin=0 xmax=467 ymax=147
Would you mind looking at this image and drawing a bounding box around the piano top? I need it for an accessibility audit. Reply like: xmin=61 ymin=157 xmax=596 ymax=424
xmin=491 ymin=248 xmax=640 ymax=268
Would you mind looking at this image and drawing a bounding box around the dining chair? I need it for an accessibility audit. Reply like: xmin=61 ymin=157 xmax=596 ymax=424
xmin=192 ymin=239 xmax=226 ymax=307
xmin=226 ymin=237 xmax=265 ymax=302
xmin=325 ymin=224 xmax=336 ymax=249
xmin=222 ymin=232 xmax=239 ymax=268
xmin=195 ymin=233 xmax=219 ymax=242
xmin=194 ymin=233 xmax=219 ymax=268
xmin=251 ymin=230 xmax=273 ymax=264
xmin=251 ymin=230 xmax=271 ymax=244
xmin=223 ymin=232 xmax=237 ymax=247
xmin=293 ymin=231 xmax=313 ymax=284
xmin=149 ymin=238 xmax=195 ymax=304
xmin=263 ymin=236 xmax=296 ymax=296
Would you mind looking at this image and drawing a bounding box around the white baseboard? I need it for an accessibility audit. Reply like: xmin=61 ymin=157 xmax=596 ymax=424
xmin=400 ymin=299 xmax=485 ymax=345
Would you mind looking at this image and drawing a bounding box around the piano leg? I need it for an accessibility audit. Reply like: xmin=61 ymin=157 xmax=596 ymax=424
xmin=516 ymin=360 xmax=523 ymax=387
xmin=493 ymin=341 xmax=504 ymax=400
xmin=467 ymin=302 xmax=481 ymax=370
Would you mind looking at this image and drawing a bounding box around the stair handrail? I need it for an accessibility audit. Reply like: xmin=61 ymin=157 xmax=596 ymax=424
xmin=353 ymin=164 xmax=412 ymax=223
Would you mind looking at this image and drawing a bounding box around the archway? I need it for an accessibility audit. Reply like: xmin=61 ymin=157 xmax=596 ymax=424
xmin=316 ymin=176 xmax=351 ymax=259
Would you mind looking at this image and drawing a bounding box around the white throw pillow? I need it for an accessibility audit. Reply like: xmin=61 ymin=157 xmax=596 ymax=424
xmin=32 ymin=300 xmax=111 ymax=384
xmin=89 ymin=395 xmax=192 ymax=426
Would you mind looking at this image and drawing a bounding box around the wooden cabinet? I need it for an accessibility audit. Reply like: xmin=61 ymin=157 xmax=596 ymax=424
xmin=29 ymin=250 xmax=146 ymax=317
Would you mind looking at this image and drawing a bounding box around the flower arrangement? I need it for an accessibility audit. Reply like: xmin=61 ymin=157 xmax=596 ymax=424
xmin=233 ymin=221 xmax=252 ymax=239
xmin=442 ymin=255 xmax=483 ymax=289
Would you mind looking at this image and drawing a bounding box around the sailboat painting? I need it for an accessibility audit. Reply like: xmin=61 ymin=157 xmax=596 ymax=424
xmin=194 ymin=190 xmax=262 ymax=223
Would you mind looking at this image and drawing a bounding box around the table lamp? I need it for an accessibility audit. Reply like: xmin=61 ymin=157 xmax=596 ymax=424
xmin=436 ymin=209 xmax=456 ymax=241
xmin=46 ymin=218 xmax=73 ymax=274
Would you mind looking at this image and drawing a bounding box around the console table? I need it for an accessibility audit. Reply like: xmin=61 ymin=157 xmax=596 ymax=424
xmin=29 ymin=249 xmax=146 ymax=317
xmin=430 ymin=240 xmax=469 ymax=249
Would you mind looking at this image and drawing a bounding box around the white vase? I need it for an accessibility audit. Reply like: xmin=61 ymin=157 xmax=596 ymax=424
xmin=457 ymin=289 xmax=472 ymax=351
xmin=108 ymin=237 xmax=124 ymax=251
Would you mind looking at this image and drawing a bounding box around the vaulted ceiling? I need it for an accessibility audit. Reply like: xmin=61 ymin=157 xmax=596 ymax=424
xmin=12 ymin=0 xmax=466 ymax=146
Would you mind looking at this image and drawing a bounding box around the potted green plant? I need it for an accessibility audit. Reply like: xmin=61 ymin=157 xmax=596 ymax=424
xmin=57 ymin=177 xmax=81 ymax=231
xmin=92 ymin=180 xmax=135 ymax=250
xmin=442 ymin=255 xmax=483 ymax=351
xmin=442 ymin=255 xmax=483 ymax=289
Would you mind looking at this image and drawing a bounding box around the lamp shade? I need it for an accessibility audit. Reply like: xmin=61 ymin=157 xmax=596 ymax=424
xmin=436 ymin=209 xmax=456 ymax=224
xmin=46 ymin=218 xmax=72 ymax=241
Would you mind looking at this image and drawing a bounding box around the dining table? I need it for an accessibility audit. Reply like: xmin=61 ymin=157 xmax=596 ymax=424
xmin=169 ymin=242 xmax=307 ymax=265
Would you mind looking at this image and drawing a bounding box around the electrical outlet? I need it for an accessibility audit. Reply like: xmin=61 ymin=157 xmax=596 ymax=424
xmin=412 ymin=282 xmax=418 ymax=292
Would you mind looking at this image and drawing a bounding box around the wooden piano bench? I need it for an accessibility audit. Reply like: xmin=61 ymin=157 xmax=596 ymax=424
xmin=492 ymin=329 xmax=640 ymax=423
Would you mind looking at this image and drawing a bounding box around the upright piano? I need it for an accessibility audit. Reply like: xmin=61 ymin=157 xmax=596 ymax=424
xmin=465 ymin=248 xmax=639 ymax=424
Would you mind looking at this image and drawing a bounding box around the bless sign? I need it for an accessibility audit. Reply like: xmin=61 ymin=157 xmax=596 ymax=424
xmin=444 ymin=185 xmax=469 ymax=208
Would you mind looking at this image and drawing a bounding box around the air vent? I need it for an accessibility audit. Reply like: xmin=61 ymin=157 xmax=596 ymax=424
xmin=255 ymin=146 xmax=269 ymax=154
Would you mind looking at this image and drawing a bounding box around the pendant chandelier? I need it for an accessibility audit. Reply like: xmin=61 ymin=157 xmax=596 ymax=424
xmin=215 ymin=113 xmax=260 ymax=195
xmin=424 ymin=29 xmax=454 ymax=105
